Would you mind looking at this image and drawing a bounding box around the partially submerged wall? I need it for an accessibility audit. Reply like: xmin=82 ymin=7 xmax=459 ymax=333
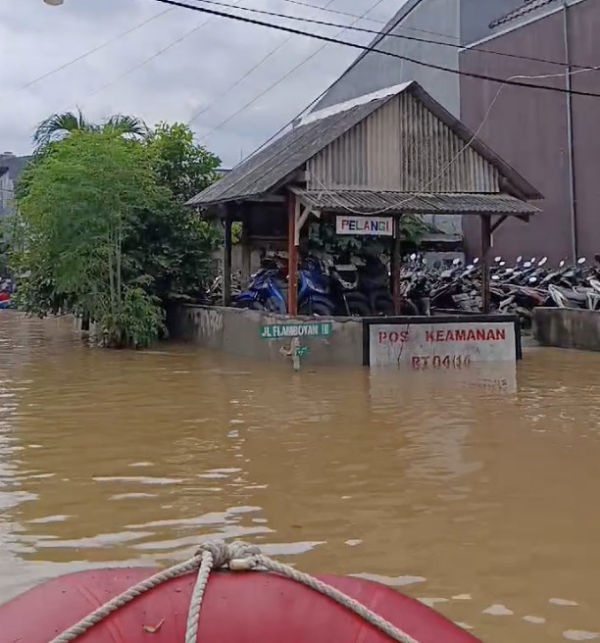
xmin=169 ymin=305 xmax=364 ymax=366
xmin=533 ymin=308 xmax=600 ymax=352
xmin=170 ymin=306 xmax=521 ymax=367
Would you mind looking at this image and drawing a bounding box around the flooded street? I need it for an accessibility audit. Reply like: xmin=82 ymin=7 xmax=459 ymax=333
xmin=1 ymin=312 xmax=600 ymax=642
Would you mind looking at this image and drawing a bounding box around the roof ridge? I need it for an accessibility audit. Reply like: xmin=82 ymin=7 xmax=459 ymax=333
xmin=489 ymin=0 xmax=557 ymax=29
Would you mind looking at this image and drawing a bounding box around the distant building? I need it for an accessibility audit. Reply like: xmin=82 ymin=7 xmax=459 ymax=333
xmin=461 ymin=0 xmax=597 ymax=261
xmin=313 ymin=0 xmax=596 ymax=261
xmin=0 ymin=153 xmax=30 ymax=218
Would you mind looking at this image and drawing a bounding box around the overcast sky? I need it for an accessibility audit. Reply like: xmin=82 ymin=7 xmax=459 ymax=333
xmin=0 ymin=0 xmax=404 ymax=167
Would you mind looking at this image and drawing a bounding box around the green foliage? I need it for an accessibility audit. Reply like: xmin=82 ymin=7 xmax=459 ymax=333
xmin=145 ymin=122 xmax=220 ymax=203
xmin=13 ymin=130 xmax=165 ymax=348
xmin=33 ymin=109 xmax=147 ymax=151
xmin=399 ymin=214 xmax=429 ymax=246
xmin=307 ymin=214 xmax=428 ymax=256
xmin=10 ymin=113 xmax=221 ymax=349
xmin=129 ymin=122 xmax=222 ymax=303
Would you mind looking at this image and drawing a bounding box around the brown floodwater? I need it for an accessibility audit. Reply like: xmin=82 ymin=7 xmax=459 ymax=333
xmin=1 ymin=312 xmax=600 ymax=642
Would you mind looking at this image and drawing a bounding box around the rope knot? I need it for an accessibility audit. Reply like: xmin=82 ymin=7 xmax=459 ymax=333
xmin=195 ymin=540 xmax=261 ymax=569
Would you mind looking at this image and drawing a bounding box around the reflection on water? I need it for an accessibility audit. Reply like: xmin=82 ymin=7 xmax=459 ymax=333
xmin=1 ymin=312 xmax=600 ymax=642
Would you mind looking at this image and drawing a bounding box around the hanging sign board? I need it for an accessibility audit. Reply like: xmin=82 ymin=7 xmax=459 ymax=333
xmin=336 ymin=215 xmax=393 ymax=236
xmin=367 ymin=320 xmax=518 ymax=368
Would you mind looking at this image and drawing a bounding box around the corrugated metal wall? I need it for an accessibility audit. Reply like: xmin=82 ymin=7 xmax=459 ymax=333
xmin=307 ymin=93 xmax=499 ymax=193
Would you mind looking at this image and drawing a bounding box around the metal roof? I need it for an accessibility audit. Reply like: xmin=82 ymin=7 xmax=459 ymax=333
xmin=292 ymin=189 xmax=540 ymax=216
xmin=188 ymin=81 xmax=542 ymax=207
xmin=187 ymin=96 xmax=390 ymax=206
xmin=490 ymin=0 xmax=557 ymax=28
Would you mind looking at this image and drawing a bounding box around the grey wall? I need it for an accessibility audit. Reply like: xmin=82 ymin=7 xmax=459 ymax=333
xmin=534 ymin=308 xmax=600 ymax=352
xmin=460 ymin=11 xmax=569 ymax=262
xmin=460 ymin=0 xmax=523 ymax=43
xmin=169 ymin=305 xmax=365 ymax=366
xmin=460 ymin=0 xmax=599 ymax=262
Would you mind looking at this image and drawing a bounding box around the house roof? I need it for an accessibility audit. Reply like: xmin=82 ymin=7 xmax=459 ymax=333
xmin=292 ymin=189 xmax=540 ymax=217
xmin=188 ymin=81 xmax=542 ymax=209
xmin=490 ymin=0 xmax=557 ymax=28
xmin=187 ymin=94 xmax=393 ymax=206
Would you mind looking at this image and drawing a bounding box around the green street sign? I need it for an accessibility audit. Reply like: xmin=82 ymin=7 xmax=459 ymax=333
xmin=260 ymin=322 xmax=333 ymax=340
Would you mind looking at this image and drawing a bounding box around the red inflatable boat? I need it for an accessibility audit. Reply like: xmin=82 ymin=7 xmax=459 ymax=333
xmin=1 ymin=568 xmax=480 ymax=642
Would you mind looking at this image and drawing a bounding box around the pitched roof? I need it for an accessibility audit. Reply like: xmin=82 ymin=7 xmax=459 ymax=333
xmin=490 ymin=0 xmax=557 ymax=28
xmin=188 ymin=81 xmax=541 ymax=207
xmin=187 ymin=93 xmax=394 ymax=206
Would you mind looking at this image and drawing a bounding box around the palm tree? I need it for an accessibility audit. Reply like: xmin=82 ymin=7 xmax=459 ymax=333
xmin=33 ymin=109 xmax=147 ymax=151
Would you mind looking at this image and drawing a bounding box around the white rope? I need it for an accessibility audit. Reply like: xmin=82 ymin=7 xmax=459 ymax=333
xmin=50 ymin=540 xmax=421 ymax=643
xmin=49 ymin=556 xmax=203 ymax=643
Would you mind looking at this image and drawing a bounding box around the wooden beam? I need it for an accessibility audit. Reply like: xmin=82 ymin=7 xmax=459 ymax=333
xmin=247 ymin=195 xmax=286 ymax=203
xmin=481 ymin=215 xmax=491 ymax=314
xmin=392 ymin=216 xmax=403 ymax=316
xmin=490 ymin=214 xmax=509 ymax=234
xmin=287 ymin=192 xmax=298 ymax=316
xmin=240 ymin=205 xmax=251 ymax=286
xmin=223 ymin=210 xmax=233 ymax=306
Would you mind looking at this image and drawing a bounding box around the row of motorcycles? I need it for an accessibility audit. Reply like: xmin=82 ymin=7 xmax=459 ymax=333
xmin=402 ymin=254 xmax=600 ymax=327
xmin=229 ymin=252 xmax=398 ymax=317
xmin=210 ymin=251 xmax=600 ymax=324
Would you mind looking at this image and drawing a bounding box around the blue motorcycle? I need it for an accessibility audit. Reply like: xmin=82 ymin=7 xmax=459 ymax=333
xmin=233 ymin=259 xmax=288 ymax=313
xmin=298 ymin=257 xmax=334 ymax=316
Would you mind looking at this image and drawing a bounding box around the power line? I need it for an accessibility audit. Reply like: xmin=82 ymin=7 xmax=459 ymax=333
xmin=19 ymin=8 xmax=174 ymax=91
xmin=186 ymin=0 xmax=341 ymax=125
xmin=197 ymin=0 xmax=390 ymax=141
xmin=152 ymin=0 xmax=600 ymax=99
xmin=274 ymin=0 xmax=461 ymax=42
xmin=80 ymin=0 xmax=245 ymax=104
xmin=186 ymin=0 xmax=595 ymax=71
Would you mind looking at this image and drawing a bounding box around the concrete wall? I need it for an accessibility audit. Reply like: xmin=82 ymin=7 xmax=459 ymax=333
xmin=533 ymin=308 xmax=600 ymax=351
xmin=169 ymin=305 xmax=364 ymax=366
xmin=460 ymin=11 xmax=569 ymax=262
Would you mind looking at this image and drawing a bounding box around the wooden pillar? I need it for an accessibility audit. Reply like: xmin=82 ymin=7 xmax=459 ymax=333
xmin=240 ymin=206 xmax=251 ymax=285
xmin=481 ymin=214 xmax=491 ymax=314
xmin=223 ymin=209 xmax=233 ymax=307
xmin=287 ymin=192 xmax=298 ymax=316
xmin=392 ymin=215 xmax=403 ymax=316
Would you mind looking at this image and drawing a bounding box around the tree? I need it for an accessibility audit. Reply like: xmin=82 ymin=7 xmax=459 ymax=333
xmin=33 ymin=109 xmax=147 ymax=151
xmin=13 ymin=130 xmax=166 ymax=348
xmin=11 ymin=116 xmax=223 ymax=348
xmin=126 ymin=122 xmax=222 ymax=305
xmin=145 ymin=122 xmax=220 ymax=202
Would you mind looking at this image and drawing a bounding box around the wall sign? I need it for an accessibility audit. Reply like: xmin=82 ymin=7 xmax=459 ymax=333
xmin=336 ymin=215 xmax=393 ymax=236
xmin=260 ymin=321 xmax=332 ymax=339
xmin=364 ymin=317 xmax=520 ymax=368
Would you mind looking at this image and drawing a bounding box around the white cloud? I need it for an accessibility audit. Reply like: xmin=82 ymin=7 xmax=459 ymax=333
xmin=0 ymin=0 xmax=402 ymax=166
